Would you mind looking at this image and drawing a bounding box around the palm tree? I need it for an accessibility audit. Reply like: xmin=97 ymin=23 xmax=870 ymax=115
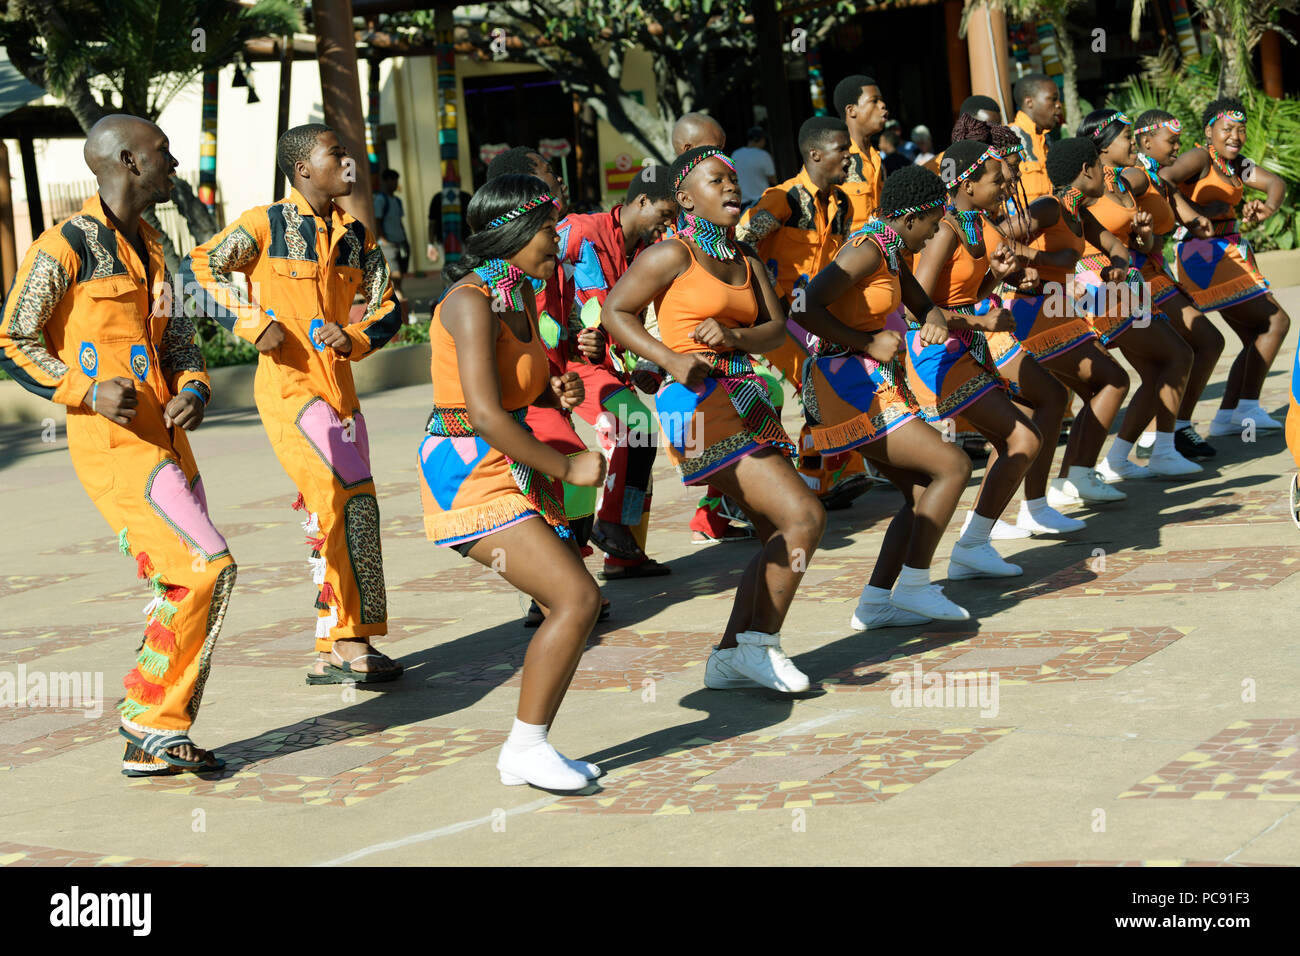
xmin=1130 ymin=0 xmax=1298 ymax=97
xmin=961 ymin=0 xmax=1084 ymax=131
xmin=1 ymin=0 xmax=301 ymax=260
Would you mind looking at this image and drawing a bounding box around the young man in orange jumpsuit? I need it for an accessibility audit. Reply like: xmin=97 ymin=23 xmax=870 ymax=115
xmin=1010 ymin=73 xmax=1063 ymax=202
xmin=0 ymin=115 xmax=236 ymax=776
xmin=737 ymin=116 xmax=871 ymax=509
xmin=835 ymin=75 xmax=889 ymax=233
xmin=187 ymin=123 xmax=403 ymax=684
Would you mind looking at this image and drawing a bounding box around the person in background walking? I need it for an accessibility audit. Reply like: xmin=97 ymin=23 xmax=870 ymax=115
xmin=732 ymin=126 xmax=778 ymax=211
xmin=375 ymin=168 xmax=408 ymax=297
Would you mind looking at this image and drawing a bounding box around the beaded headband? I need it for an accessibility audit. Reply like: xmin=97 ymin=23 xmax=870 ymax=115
xmin=673 ymin=148 xmax=736 ymax=191
xmin=1208 ymin=110 xmax=1247 ymax=127
xmin=484 ymin=193 xmax=560 ymax=229
xmin=947 ymin=146 xmax=995 ymax=187
xmin=1133 ymin=118 xmax=1181 ymax=137
xmin=1087 ymin=111 xmax=1131 ymax=137
xmin=994 ymin=141 xmax=1025 ymax=158
xmin=880 ymin=197 xmax=946 ymax=219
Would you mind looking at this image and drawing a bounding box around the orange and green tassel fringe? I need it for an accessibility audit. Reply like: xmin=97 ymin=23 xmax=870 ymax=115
xmin=143 ymin=619 xmax=177 ymax=653
xmin=118 ymin=527 xmax=130 ymax=556
xmin=123 ymin=668 xmax=165 ymax=704
xmin=118 ymin=699 xmax=149 ymax=721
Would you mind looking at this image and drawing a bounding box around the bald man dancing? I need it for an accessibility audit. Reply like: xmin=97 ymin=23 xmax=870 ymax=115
xmin=0 ymin=115 xmax=236 ymax=776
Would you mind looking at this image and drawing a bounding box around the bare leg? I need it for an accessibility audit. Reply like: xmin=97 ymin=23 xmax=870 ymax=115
xmin=980 ymin=352 xmax=1067 ymax=501
xmin=1114 ymin=319 xmax=1192 ymax=438
xmin=465 ymin=518 xmax=600 ymax=726
xmin=957 ymin=390 xmax=1042 ymax=520
xmin=1049 ymin=339 xmax=1129 ymax=473
xmin=707 ymin=448 xmax=827 ymax=647
xmin=1164 ymin=294 xmax=1225 ymax=421
xmin=862 ymin=418 xmax=972 ymax=583
xmin=1220 ymin=295 xmax=1292 ymax=406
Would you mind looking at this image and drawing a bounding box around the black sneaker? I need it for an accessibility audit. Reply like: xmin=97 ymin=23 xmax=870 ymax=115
xmin=1175 ymin=425 xmax=1217 ymax=460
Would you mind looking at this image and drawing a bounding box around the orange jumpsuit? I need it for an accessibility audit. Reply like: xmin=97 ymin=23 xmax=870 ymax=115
xmin=0 ymin=194 xmax=237 ymax=749
xmin=187 ymin=187 xmax=401 ymax=653
xmin=737 ymin=167 xmax=866 ymax=496
xmin=1011 ymin=112 xmax=1054 ymax=202
xmin=842 ymin=140 xmax=885 ymax=234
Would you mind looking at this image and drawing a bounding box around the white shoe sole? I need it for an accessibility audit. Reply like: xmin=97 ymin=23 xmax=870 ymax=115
xmin=850 ymin=606 xmax=932 ymax=631
xmin=1098 ymin=464 xmax=1150 ymax=482
xmin=1017 ymin=517 xmax=1086 ymax=534
xmin=890 ymin=595 xmax=970 ymax=621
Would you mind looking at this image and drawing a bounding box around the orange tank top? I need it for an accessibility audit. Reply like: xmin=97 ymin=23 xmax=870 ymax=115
xmin=1137 ymin=180 xmax=1176 ymax=237
xmin=1083 ymin=192 xmax=1139 ymax=256
xmin=430 ymin=282 xmax=549 ymax=410
xmin=924 ymin=218 xmax=987 ymax=307
xmin=1180 ymin=159 xmax=1242 ymax=220
xmin=826 ymin=232 xmax=900 ymax=334
xmin=654 ymin=236 xmax=759 ymax=354
xmin=1028 ymin=199 xmax=1086 ymax=286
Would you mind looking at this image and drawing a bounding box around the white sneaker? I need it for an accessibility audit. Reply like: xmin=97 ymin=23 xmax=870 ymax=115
xmin=1235 ymin=405 xmax=1283 ymax=431
xmin=850 ymin=598 xmax=932 ymax=632
xmin=498 ymin=742 xmax=590 ymax=791
xmin=1097 ymin=457 xmax=1151 ymax=482
xmin=704 ymin=631 xmax=810 ymax=693
xmin=1146 ymin=450 xmax=1203 ymax=478
xmin=562 ymin=756 xmax=602 ymax=780
xmin=961 ymin=510 xmax=1031 ymax=540
xmin=1016 ymin=501 xmax=1087 ymax=534
xmin=1047 ymin=479 xmax=1082 ymax=509
xmin=948 ymin=541 xmax=1023 ymax=579
xmin=891 ymin=583 xmax=970 ymax=621
xmin=1207 ymin=415 xmax=1241 ymax=437
xmin=1059 ymin=470 xmax=1127 ymax=502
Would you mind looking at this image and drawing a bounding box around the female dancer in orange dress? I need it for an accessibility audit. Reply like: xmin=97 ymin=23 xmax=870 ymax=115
xmin=910 ymin=139 xmax=1042 ymax=580
xmin=603 ymin=147 xmax=826 ymax=694
xmin=418 ymin=174 xmax=608 ymax=792
xmin=800 ymin=164 xmax=974 ymax=628
xmin=1161 ymin=97 xmax=1292 ymax=441
xmin=1126 ymin=110 xmax=1224 ymax=461
xmin=1066 ymin=110 xmax=1199 ymax=490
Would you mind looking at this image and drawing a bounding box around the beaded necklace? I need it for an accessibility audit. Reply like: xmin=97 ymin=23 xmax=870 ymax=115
xmin=1203 ymin=142 xmax=1242 ymax=188
xmin=473 ymin=258 xmax=545 ymax=312
xmin=1137 ymin=153 xmax=1162 ymax=188
xmin=1059 ymin=187 xmax=1086 ymax=219
xmin=1103 ymin=165 xmax=1128 ymax=195
xmin=676 ymin=211 xmax=740 ymax=261
xmin=947 ymin=206 xmax=984 ymax=249
xmin=851 ymin=220 xmax=907 ymax=274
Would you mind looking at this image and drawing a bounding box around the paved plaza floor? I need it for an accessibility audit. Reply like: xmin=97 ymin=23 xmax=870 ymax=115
xmin=2 ymin=288 xmax=1299 ymax=867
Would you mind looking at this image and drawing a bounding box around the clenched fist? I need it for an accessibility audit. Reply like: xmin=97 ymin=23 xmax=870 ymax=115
xmin=550 ymin=371 xmax=584 ymax=411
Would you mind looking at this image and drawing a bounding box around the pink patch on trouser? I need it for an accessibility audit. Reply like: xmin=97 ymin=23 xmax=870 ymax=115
xmin=297 ymin=399 xmax=373 ymax=487
xmin=145 ymin=462 xmax=230 ymax=559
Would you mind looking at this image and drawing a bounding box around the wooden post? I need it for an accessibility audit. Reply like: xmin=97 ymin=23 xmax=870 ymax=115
xmin=18 ymin=136 xmax=44 ymax=237
xmin=0 ymin=143 xmax=16 ymax=290
xmin=966 ymin=2 xmax=1012 ymax=122
xmin=1260 ymin=30 xmax=1283 ymax=99
xmin=314 ymin=0 xmax=376 ymax=232
xmin=273 ymin=36 xmax=294 ymax=201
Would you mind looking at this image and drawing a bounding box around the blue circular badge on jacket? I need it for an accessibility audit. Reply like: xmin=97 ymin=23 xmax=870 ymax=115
xmin=78 ymin=341 xmax=97 ymax=377
xmin=309 ymin=318 xmax=327 ymax=352
xmin=129 ymin=344 xmax=150 ymax=382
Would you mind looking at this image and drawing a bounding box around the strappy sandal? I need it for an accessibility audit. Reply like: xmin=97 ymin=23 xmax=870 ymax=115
xmin=305 ymin=645 xmax=404 ymax=685
xmin=587 ymin=524 xmax=646 ymax=562
xmin=119 ymin=727 xmax=226 ymax=777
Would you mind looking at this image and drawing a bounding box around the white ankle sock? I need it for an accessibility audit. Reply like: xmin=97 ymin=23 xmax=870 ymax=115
xmin=1107 ymin=438 xmax=1134 ymax=464
xmin=505 ymin=718 xmax=548 ymax=754
xmin=1175 ymin=419 xmax=1191 ymax=431
xmin=859 ymin=583 xmax=891 ymax=604
xmin=896 ymin=565 xmax=930 ymax=589
xmin=1214 ymin=407 xmax=1236 ymax=424
xmin=1152 ymin=431 xmax=1175 ymax=455
xmin=958 ymin=514 xmax=995 ymax=547
xmin=1025 ymin=496 xmax=1051 ymax=517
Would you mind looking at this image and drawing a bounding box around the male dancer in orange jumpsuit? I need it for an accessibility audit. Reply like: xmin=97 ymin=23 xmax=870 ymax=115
xmin=0 ymin=115 xmax=236 ymax=775
xmin=188 ymin=123 xmax=403 ymax=684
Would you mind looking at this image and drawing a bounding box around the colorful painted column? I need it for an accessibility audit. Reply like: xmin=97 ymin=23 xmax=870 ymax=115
xmin=1167 ymin=0 xmax=1201 ymax=62
xmin=198 ymin=70 xmax=218 ymax=209
xmin=366 ymin=58 xmax=381 ymax=178
xmin=1035 ymin=20 xmax=1064 ymax=92
xmin=435 ymin=7 xmax=461 ymax=264
xmin=808 ymin=47 xmax=827 ymax=117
